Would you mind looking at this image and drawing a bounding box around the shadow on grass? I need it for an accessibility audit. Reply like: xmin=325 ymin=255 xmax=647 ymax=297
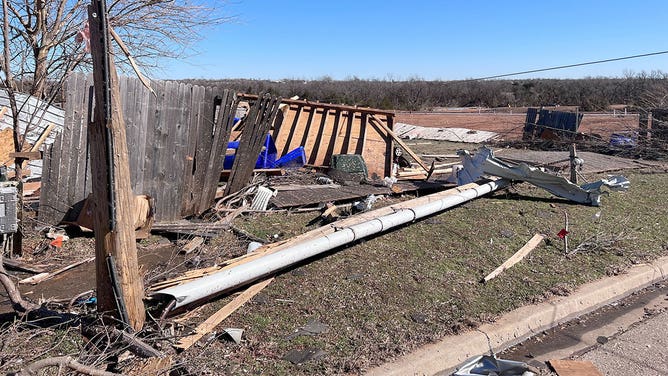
xmin=491 ymin=192 xmax=582 ymax=206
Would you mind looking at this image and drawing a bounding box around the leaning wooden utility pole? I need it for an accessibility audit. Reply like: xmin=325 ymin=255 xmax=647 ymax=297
xmin=88 ymin=0 xmax=145 ymax=331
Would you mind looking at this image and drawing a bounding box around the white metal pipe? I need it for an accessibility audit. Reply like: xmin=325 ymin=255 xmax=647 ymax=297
xmin=154 ymin=179 xmax=509 ymax=309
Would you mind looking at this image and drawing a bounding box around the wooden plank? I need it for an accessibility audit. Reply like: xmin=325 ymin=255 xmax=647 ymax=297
xmin=122 ymin=75 xmax=140 ymax=190
xmin=29 ymin=123 xmax=56 ymax=152
xmin=174 ymin=277 xmax=274 ymax=350
xmin=189 ymin=86 xmax=216 ymax=213
xmin=277 ymin=104 xmax=303 ymax=157
xmin=64 ymin=75 xmax=87 ymax=216
xmin=324 ymin=109 xmax=344 ymax=165
xmin=155 ymin=80 xmax=179 ymax=219
xmin=548 ymin=359 xmax=603 ymax=376
xmin=82 ymin=82 xmax=95 ymax=200
xmin=69 ymin=78 xmax=91 ymax=213
xmin=224 ymin=95 xmax=281 ymax=196
xmin=132 ymin=76 xmax=151 ymax=196
xmin=157 ymin=80 xmax=176 ymax=220
xmin=51 ymin=74 xmax=76 ymax=221
xmin=240 ymin=94 xmax=395 ymax=116
xmin=3 ymin=258 xmax=48 ymax=273
xmin=381 ymin=113 xmax=395 ymax=177
xmin=181 ymin=84 xmax=205 ymax=215
xmin=9 ymin=151 xmax=41 ymax=160
xmin=335 ymin=111 xmax=354 ymax=155
xmin=180 ymin=236 xmax=205 ymax=254
xmin=355 ymin=113 xmax=368 ymax=155
xmin=297 ymin=106 xmax=316 ymax=153
xmin=38 ymin=142 xmax=55 ymax=222
xmin=168 ymin=82 xmax=191 ymax=219
xmin=142 ymin=79 xmax=164 ymax=218
xmin=18 ymin=257 xmax=94 ymax=285
xmin=369 ymin=114 xmax=429 ymax=172
xmin=483 ymin=234 xmax=544 ymax=282
xmin=197 ymin=90 xmax=237 ymax=214
xmin=181 ymin=84 xmax=209 ymax=215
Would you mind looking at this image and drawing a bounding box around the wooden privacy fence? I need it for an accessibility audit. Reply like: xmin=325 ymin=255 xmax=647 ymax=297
xmin=39 ymin=74 xmax=397 ymax=225
xmin=39 ymin=73 xmax=238 ymax=224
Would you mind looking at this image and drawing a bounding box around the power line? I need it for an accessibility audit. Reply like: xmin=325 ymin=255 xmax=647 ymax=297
xmin=467 ymin=50 xmax=668 ymax=81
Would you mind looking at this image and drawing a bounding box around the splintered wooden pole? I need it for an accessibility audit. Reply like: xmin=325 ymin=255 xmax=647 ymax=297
xmin=88 ymin=0 xmax=145 ymax=331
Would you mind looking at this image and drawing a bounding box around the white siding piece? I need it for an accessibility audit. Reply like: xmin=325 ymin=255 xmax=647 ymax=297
xmin=0 ymin=89 xmax=65 ymax=149
xmin=457 ymin=146 xmax=629 ymax=206
xmin=394 ymin=122 xmax=499 ymax=143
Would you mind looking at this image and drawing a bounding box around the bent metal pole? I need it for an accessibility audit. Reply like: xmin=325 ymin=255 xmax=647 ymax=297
xmin=154 ymin=179 xmax=510 ymax=310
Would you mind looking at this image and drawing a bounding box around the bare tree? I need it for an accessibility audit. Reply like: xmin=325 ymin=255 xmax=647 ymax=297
xmin=3 ymin=0 xmax=233 ymax=97
xmin=0 ymin=0 xmax=232 ymax=313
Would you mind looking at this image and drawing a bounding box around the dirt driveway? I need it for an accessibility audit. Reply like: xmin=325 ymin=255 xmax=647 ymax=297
xmin=394 ymin=110 xmax=640 ymax=140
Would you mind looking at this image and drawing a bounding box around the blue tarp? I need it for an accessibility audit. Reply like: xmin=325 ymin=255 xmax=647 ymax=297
xmin=224 ymin=134 xmax=278 ymax=169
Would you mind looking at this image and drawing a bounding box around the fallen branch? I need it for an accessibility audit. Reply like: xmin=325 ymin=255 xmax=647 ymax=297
xmin=2 ymin=258 xmax=48 ymax=273
xmin=483 ymin=234 xmax=544 ymax=283
xmin=16 ymin=356 xmax=121 ymax=376
xmin=81 ymin=325 xmax=164 ymax=359
xmin=570 ymin=231 xmax=632 ymax=255
xmin=0 ymin=254 xmax=39 ymax=313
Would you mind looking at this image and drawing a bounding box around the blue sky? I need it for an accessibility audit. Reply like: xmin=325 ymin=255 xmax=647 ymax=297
xmin=158 ymin=0 xmax=668 ymax=81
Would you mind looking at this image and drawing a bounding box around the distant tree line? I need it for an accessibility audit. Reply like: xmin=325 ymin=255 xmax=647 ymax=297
xmin=183 ymin=71 xmax=668 ymax=112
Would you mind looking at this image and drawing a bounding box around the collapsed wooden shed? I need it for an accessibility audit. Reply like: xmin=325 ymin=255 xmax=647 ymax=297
xmin=244 ymin=95 xmax=395 ymax=179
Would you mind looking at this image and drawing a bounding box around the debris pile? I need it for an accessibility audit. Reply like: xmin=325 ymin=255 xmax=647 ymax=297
xmin=2 ymin=71 xmax=658 ymax=376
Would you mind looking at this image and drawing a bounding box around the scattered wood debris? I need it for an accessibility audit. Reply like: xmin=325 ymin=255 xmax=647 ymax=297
xmin=548 ymin=359 xmax=603 ymax=376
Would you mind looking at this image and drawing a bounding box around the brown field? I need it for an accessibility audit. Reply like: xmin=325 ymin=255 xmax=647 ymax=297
xmin=395 ymin=109 xmax=640 ymax=140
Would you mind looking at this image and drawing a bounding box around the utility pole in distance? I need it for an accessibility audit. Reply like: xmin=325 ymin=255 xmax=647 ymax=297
xmin=87 ymin=0 xmax=145 ymax=331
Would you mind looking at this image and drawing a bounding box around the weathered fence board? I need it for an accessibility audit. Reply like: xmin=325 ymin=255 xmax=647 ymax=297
xmin=40 ymin=73 xmax=238 ymax=224
xmin=224 ymin=94 xmax=282 ymax=196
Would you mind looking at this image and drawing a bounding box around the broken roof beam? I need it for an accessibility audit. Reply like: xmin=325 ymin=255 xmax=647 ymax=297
xmin=369 ymin=114 xmax=430 ymax=173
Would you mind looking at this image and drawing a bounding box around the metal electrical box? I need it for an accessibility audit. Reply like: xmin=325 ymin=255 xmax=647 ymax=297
xmin=0 ymin=184 xmax=18 ymax=234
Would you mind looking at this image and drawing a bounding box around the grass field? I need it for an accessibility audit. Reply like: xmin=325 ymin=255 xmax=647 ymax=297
xmin=1 ymin=141 xmax=666 ymax=375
